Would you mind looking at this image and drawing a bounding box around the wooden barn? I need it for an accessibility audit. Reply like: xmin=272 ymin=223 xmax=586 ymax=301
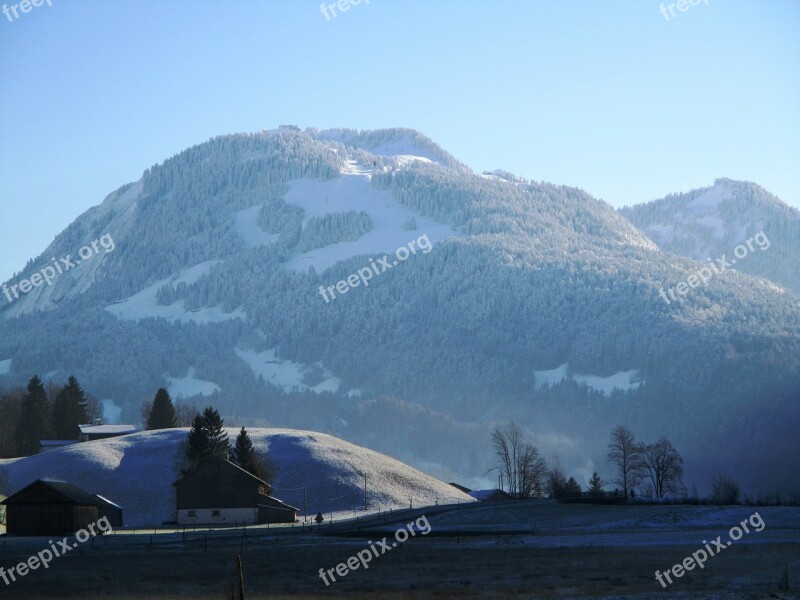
xmin=173 ymin=460 xmax=298 ymax=526
xmin=1 ymin=479 xmax=118 ymax=536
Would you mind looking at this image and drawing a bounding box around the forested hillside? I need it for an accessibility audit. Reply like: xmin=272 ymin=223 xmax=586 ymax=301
xmin=1 ymin=128 xmax=798 ymax=493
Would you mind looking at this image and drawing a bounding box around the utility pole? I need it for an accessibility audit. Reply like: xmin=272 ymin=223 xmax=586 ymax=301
xmin=304 ymin=487 xmax=307 ymax=523
xmin=364 ymin=473 xmax=367 ymax=511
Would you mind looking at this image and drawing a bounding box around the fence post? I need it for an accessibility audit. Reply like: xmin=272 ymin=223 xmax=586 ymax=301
xmin=236 ymin=554 xmax=245 ymax=600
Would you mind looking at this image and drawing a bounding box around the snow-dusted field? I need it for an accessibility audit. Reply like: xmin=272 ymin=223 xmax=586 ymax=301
xmin=1 ymin=501 xmax=797 ymax=599
xmin=0 ymin=428 xmax=474 ymax=526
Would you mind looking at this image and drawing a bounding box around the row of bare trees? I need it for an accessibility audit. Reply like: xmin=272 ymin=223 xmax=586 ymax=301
xmin=607 ymin=425 xmax=684 ymax=498
xmin=491 ymin=422 xmax=686 ymax=500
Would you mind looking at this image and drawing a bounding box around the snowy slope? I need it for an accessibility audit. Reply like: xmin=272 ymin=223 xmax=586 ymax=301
xmin=0 ymin=428 xmax=474 ymax=526
xmin=105 ymin=260 xmax=246 ymax=324
xmin=620 ymin=178 xmax=800 ymax=292
xmin=235 ymin=348 xmax=341 ymax=393
xmin=282 ymin=172 xmax=461 ymax=273
xmin=165 ymin=366 xmax=221 ymax=398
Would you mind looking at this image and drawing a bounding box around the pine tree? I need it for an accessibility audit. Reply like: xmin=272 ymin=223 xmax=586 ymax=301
xmin=232 ymin=427 xmax=262 ymax=479
xmin=15 ymin=375 xmax=53 ymax=455
xmin=147 ymin=388 xmax=177 ymax=430
xmin=52 ymin=376 xmax=89 ymax=440
xmin=185 ymin=406 xmax=230 ymax=469
xmin=565 ymin=477 xmax=582 ymax=495
xmin=185 ymin=414 xmax=210 ymax=467
xmin=588 ymin=472 xmax=605 ymax=494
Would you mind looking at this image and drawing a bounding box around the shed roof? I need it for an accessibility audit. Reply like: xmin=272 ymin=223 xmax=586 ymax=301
xmin=1 ymin=479 xmax=101 ymax=506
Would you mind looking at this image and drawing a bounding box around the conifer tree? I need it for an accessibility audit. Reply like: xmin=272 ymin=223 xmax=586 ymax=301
xmin=587 ymin=472 xmax=605 ymax=494
xmin=232 ymin=426 xmax=262 ymax=478
xmin=185 ymin=406 xmax=229 ymax=469
xmin=147 ymin=388 xmax=177 ymax=430
xmin=15 ymin=375 xmax=52 ymax=455
xmin=565 ymin=477 xmax=582 ymax=495
xmin=52 ymin=376 xmax=89 ymax=440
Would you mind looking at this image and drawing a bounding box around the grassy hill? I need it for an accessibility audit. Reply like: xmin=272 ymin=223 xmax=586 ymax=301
xmin=0 ymin=428 xmax=474 ymax=526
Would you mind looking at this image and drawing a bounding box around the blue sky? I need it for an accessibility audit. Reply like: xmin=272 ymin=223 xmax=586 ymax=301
xmin=1 ymin=0 xmax=798 ymax=282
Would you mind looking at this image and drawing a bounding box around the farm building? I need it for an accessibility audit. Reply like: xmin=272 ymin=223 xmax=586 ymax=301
xmin=468 ymin=489 xmax=514 ymax=502
xmin=38 ymin=440 xmax=79 ymax=453
xmin=79 ymin=421 xmax=137 ymax=442
xmin=1 ymin=479 xmax=122 ymax=536
xmin=449 ymin=483 xmax=513 ymax=502
xmin=173 ymin=460 xmax=298 ymax=526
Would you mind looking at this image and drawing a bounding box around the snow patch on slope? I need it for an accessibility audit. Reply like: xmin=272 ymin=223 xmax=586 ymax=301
xmin=533 ymin=363 xmax=568 ymax=389
xmin=166 ymin=367 xmax=221 ymax=399
xmin=572 ymin=370 xmax=643 ymax=396
xmin=282 ymin=174 xmax=461 ymax=272
xmin=106 ymin=261 xmax=245 ymax=324
xmin=234 ymin=205 xmax=280 ymax=248
xmin=534 ymin=363 xmax=643 ymax=396
xmin=370 ymin=136 xmax=442 ymax=165
xmin=236 ymin=348 xmax=341 ymax=394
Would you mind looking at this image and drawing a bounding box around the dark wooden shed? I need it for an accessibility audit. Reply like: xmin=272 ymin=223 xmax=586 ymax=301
xmin=1 ymin=480 xmax=100 ymax=536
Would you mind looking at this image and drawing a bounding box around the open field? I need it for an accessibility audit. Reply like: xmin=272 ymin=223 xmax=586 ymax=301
xmin=1 ymin=503 xmax=798 ymax=599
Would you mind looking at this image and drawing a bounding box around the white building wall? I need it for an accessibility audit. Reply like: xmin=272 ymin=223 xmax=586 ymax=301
xmin=177 ymin=507 xmax=258 ymax=526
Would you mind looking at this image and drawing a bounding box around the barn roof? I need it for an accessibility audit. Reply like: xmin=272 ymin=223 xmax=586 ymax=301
xmin=1 ymin=479 xmax=101 ymax=506
xmin=468 ymin=489 xmax=512 ymax=501
xmin=173 ymin=459 xmax=271 ymax=490
xmin=257 ymin=496 xmax=300 ymax=512
xmin=95 ymin=494 xmax=124 ymax=510
xmin=79 ymin=424 xmax=137 ymax=435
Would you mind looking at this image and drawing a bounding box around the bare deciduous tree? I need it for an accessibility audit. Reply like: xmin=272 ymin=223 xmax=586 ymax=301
xmin=175 ymin=403 xmax=198 ymax=427
xmin=711 ymin=473 xmax=740 ymax=505
xmin=607 ymin=425 xmax=644 ymax=496
xmin=642 ymin=437 xmax=684 ymax=498
xmin=491 ymin=422 xmax=547 ymax=498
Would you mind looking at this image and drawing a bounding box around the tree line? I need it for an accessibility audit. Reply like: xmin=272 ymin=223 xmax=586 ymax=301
xmin=0 ymin=376 xmax=193 ymax=458
xmin=492 ymin=422 xmax=744 ymax=503
xmin=490 ymin=422 xmax=728 ymax=501
xmin=0 ymin=375 xmax=99 ymax=457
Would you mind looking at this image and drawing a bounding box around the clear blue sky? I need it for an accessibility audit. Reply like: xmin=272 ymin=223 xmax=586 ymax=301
xmin=1 ymin=0 xmax=798 ymax=282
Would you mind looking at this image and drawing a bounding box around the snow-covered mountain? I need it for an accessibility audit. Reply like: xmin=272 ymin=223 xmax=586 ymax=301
xmin=620 ymin=178 xmax=800 ymax=294
xmin=0 ymin=428 xmax=474 ymax=526
xmin=1 ymin=128 xmax=798 ymax=493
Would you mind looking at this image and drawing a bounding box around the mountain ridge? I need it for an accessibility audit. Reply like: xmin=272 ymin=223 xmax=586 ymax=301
xmin=1 ymin=127 xmax=798 ymax=494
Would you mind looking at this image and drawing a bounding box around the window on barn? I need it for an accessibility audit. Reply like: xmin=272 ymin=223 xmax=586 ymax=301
xmin=212 ymin=510 xmax=221 ymax=517
xmin=188 ymin=510 xmax=196 ymax=517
